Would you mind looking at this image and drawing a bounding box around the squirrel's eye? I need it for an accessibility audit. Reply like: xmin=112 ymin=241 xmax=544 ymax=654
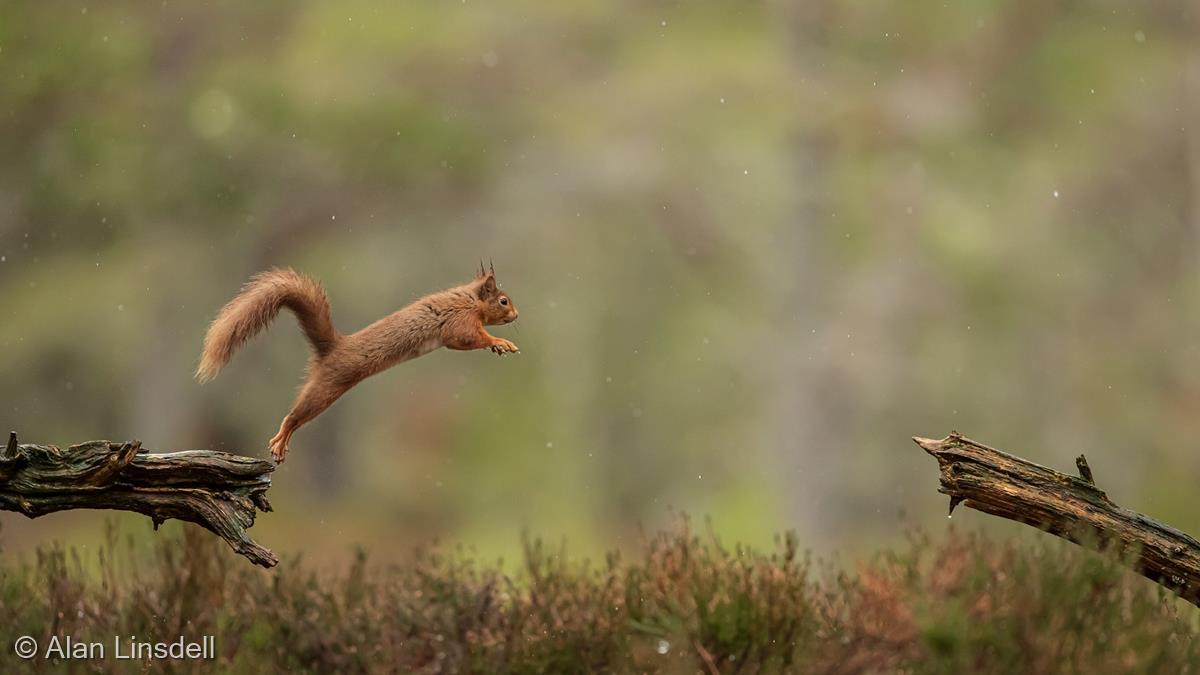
xmin=499 ymin=297 xmax=509 ymax=306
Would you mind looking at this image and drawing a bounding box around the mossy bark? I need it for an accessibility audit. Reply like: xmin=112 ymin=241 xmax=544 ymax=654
xmin=916 ymin=432 xmax=1200 ymax=607
xmin=0 ymin=431 xmax=276 ymax=567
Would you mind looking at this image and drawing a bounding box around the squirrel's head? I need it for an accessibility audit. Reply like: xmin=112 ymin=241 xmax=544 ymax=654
xmin=473 ymin=262 xmax=518 ymax=326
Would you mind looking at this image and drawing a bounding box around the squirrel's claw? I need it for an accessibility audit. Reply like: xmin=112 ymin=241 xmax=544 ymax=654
xmin=490 ymin=339 xmax=519 ymax=355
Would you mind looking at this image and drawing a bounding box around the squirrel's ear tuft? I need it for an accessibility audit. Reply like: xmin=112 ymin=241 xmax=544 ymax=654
xmin=477 ymin=274 xmax=497 ymax=298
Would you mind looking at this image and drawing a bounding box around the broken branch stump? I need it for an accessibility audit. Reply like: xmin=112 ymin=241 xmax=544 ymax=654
xmin=915 ymin=432 xmax=1200 ymax=607
xmin=0 ymin=431 xmax=277 ymax=567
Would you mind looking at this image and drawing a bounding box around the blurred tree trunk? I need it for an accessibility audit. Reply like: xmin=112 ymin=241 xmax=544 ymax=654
xmin=767 ymin=0 xmax=851 ymax=541
xmin=132 ymin=292 xmax=193 ymax=452
xmin=305 ymin=401 xmax=345 ymax=500
xmin=1188 ymin=5 xmax=1200 ymax=265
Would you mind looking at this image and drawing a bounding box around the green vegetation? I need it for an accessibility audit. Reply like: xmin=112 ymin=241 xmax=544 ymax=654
xmin=3 ymin=521 xmax=1197 ymax=674
xmin=2 ymin=2 xmax=1198 ymax=562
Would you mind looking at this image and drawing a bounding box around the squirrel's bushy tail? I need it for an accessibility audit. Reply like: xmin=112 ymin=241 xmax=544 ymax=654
xmin=196 ymin=268 xmax=339 ymax=383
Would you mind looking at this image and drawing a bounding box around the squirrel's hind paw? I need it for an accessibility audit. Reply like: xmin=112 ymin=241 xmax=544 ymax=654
xmin=268 ymin=436 xmax=289 ymax=464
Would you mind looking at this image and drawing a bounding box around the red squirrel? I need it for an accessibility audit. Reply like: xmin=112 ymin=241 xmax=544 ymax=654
xmin=196 ymin=264 xmax=519 ymax=463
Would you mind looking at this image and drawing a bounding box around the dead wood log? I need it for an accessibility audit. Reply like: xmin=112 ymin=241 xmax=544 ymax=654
xmin=0 ymin=431 xmax=276 ymax=568
xmin=915 ymin=432 xmax=1200 ymax=607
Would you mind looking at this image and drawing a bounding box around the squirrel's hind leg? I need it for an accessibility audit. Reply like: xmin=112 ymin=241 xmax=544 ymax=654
xmin=268 ymin=375 xmax=352 ymax=463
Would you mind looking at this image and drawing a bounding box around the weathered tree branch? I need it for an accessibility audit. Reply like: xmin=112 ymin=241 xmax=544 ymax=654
xmin=0 ymin=432 xmax=276 ymax=567
xmin=915 ymin=432 xmax=1200 ymax=607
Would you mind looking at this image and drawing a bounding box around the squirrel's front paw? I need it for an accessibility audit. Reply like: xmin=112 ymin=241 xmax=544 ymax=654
xmin=490 ymin=338 xmax=519 ymax=355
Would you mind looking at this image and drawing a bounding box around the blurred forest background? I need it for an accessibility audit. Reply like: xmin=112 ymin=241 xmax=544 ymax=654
xmin=2 ymin=1 xmax=1199 ymax=566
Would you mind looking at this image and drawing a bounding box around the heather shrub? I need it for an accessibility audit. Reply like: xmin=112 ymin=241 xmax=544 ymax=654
xmin=0 ymin=519 xmax=1197 ymax=674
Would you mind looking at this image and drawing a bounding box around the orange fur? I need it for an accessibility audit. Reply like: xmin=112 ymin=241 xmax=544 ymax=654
xmin=197 ymin=266 xmax=518 ymax=463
